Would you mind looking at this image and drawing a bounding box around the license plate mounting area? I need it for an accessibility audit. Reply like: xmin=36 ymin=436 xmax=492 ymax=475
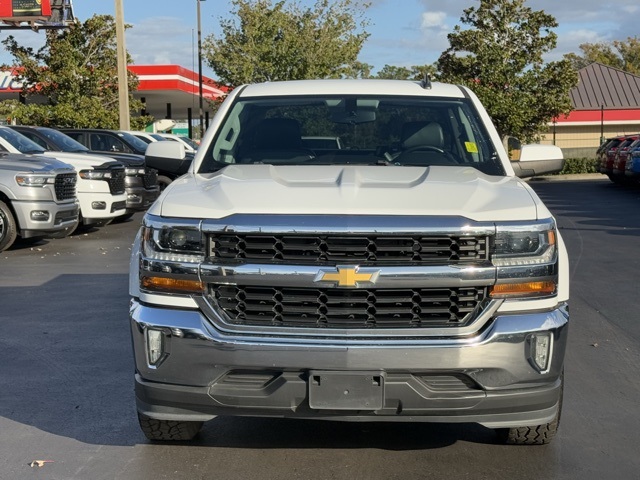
xmin=308 ymin=371 xmax=384 ymax=410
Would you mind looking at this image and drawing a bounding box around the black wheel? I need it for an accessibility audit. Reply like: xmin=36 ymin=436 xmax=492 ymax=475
xmin=495 ymin=376 xmax=563 ymax=445
xmin=157 ymin=175 xmax=173 ymax=192
xmin=0 ymin=200 xmax=18 ymax=252
xmin=137 ymin=412 xmax=203 ymax=441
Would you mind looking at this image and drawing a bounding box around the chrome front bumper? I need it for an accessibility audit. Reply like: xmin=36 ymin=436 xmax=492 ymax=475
xmin=130 ymin=300 xmax=568 ymax=428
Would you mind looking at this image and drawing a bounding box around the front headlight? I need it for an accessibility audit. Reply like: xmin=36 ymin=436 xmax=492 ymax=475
xmin=126 ymin=167 xmax=146 ymax=176
xmin=79 ymin=169 xmax=112 ymax=180
xmin=491 ymin=222 xmax=558 ymax=299
xmin=492 ymin=229 xmax=556 ymax=267
xmin=140 ymin=223 xmax=205 ymax=294
xmin=15 ymin=173 xmax=56 ymax=187
xmin=142 ymin=225 xmax=205 ymax=263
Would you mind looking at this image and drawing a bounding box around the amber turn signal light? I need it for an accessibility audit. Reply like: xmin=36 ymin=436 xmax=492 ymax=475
xmin=490 ymin=281 xmax=556 ymax=298
xmin=141 ymin=276 xmax=205 ymax=294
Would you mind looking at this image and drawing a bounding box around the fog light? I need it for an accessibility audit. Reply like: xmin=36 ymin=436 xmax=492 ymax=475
xmin=30 ymin=210 xmax=50 ymax=221
xmin=146 ymin=329 xmax=164 ymax=366
xmin=530 ymin=333 xmax=552 ymax=372
xmin=92 ymin=201 xmax=107 ymax=210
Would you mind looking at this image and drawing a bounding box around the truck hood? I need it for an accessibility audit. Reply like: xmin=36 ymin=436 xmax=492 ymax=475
xmin=42 ymin=151 xmax=122 ymax=169
xmin=153 ymin=165 xmax=544 ymax=222
xmin=82 ymin=151 xmax=145 ymax=167
xmin=0 ymin=153 xmax=74 ymax=173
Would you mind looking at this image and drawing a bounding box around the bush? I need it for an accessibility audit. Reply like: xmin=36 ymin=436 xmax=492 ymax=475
xmin=557 ymin=157 xmax=599 ymax=175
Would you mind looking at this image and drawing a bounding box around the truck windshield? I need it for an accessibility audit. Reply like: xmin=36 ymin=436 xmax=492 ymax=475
xmin=200 ymin=95 xmax=504 ymax=176
xmin=38 ymin=127 xmax=90 ymax=152
xmin=117 ymin=132 xmax=149 ymax=154
xmin=0 ymin=128 xmax=47 ymax=154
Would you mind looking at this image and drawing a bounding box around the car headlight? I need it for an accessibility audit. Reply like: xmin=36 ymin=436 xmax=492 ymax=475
xmin=140 ymin=224 xmax=205 ymax=294
xmin=126 ymin=167 xmax=146 ymax=175
xmin=492 ymin=229 xmax=556 ymax=267
xmin=490 ymin=225 xmax=558 ymax=299
xmin=79 ymin=169 xmax=112 ymax=180
xmin=15 ymin=173 xmax=56 ymax=187
xmin=142 ymin=225 xmax=205 ymax=263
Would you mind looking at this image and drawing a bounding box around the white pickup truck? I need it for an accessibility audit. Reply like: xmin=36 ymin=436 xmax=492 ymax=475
xmin=0 ymin=127 xmax=127 ymax=229
xmin=129 ymin=79 xmax=569 ymax=445
xmin=0 ymin=153 xmax=78 ymax=251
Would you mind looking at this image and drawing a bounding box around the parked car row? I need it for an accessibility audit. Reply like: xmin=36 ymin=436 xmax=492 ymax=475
xmin=597 ymin=134 xmax=640 ymax=184
xmin=0 ymin=126 xmax=189 ymax=252
xmin=59 ymin=128 xmax=195 ymax=191
xmin=122 ymin=130 xmax=197 ymax=189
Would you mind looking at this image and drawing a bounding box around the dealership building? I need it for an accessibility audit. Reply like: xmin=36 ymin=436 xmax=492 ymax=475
xmin=0 ymin=64 xmax=227 ymax=137
xmin=542 ymin=62 xmax=640 ymax=156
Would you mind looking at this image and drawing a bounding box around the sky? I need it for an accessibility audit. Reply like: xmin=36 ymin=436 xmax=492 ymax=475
xmin=1 ymin=0 xmax=639 ymax=80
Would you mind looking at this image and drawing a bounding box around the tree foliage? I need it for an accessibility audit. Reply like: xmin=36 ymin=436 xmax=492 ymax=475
xmin=437 ymin=0 xmax=577 ymax=142
xmin=372 ymin=64 xmax=437 ymax=80
xmin=1 ymin=15 xmax=150 ymax=129
xmin=203 ymin=0 xmax=371 ymax=87
xmin=565 ymin=36 xmax=640 ymax=75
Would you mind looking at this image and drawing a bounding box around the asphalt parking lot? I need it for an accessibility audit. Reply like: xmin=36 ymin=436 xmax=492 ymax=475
xmin=2 ymin=177 xmax=640 ymax=480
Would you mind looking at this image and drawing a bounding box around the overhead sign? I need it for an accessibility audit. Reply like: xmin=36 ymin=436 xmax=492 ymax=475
xmin=0 ymin=0 xmax=74 ymax=28
xmin=0 ymin=0 xmax=52 ymax=21
xmin=0 ymin=70 xmax=23 ymax=92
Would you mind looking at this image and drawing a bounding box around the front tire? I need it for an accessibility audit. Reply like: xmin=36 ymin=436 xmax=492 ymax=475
xmin=137 ymin=412 xmax=203 ymax=441
xmin=157 ymin=175 xmax=172 ymax=192
xmin=0 ymin=200 xmax=18 ymax=252
xmin=495 ymin=376 xmax=563 ymax=445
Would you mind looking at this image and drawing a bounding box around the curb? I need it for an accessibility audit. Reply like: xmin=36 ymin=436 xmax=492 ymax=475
xmin=529 ymin=173 xmax=608 ymax=182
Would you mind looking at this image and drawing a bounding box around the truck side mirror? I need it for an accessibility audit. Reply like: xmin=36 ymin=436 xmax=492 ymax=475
xmin=511 ymin=144 xmax=565 ymax=178
xmin=145 ymin=141 xmax=186 ymax=161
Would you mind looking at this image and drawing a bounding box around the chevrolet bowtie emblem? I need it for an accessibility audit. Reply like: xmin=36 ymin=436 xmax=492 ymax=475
xmin=315 ymin=266 xmax=379 ymax=287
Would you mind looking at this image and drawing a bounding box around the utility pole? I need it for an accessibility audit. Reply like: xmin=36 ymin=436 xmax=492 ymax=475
xmin=115 ymin=0 xmax=130 ymax=130
xmin=197 ymin=0 xmax=205 ymax=137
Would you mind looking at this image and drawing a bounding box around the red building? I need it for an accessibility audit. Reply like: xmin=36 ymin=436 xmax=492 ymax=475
xmin=544 ymin=63 xmax=640 ymax=156
xmin=0 ymin=64 xmax=227 ymax=133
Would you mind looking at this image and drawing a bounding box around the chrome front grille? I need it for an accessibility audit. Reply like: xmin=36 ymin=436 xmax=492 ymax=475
xmin=211 ymin=285 xmax=487 ymax=329
xmin=54 ymin=173 xmax=77 ymax=201
xmin=210 ymin=234 xmax=488 ymax=265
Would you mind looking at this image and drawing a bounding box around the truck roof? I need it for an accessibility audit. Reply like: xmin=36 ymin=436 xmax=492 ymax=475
xmin=238 ymin=79 xmax=467 ymax=99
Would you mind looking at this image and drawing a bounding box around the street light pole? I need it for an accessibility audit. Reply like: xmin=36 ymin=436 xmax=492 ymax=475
xmin=197 ymin=0 xmax=205 ymax=137
xmin=115 ymin=0 xmax=130 ymax=130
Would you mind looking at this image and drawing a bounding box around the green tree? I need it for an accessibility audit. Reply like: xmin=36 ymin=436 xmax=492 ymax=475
xmin=1 ymin=15 xmax=151 ymax=129
xmin=437 ymin=0 xmax=577 ymax=141
xmin=565 ymin=36 xmax=640 ymax=75
xmin=203 ymin=0 xmax=371 ymax=87
xmin=372 ymin=64 xmax=437 ymax=80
